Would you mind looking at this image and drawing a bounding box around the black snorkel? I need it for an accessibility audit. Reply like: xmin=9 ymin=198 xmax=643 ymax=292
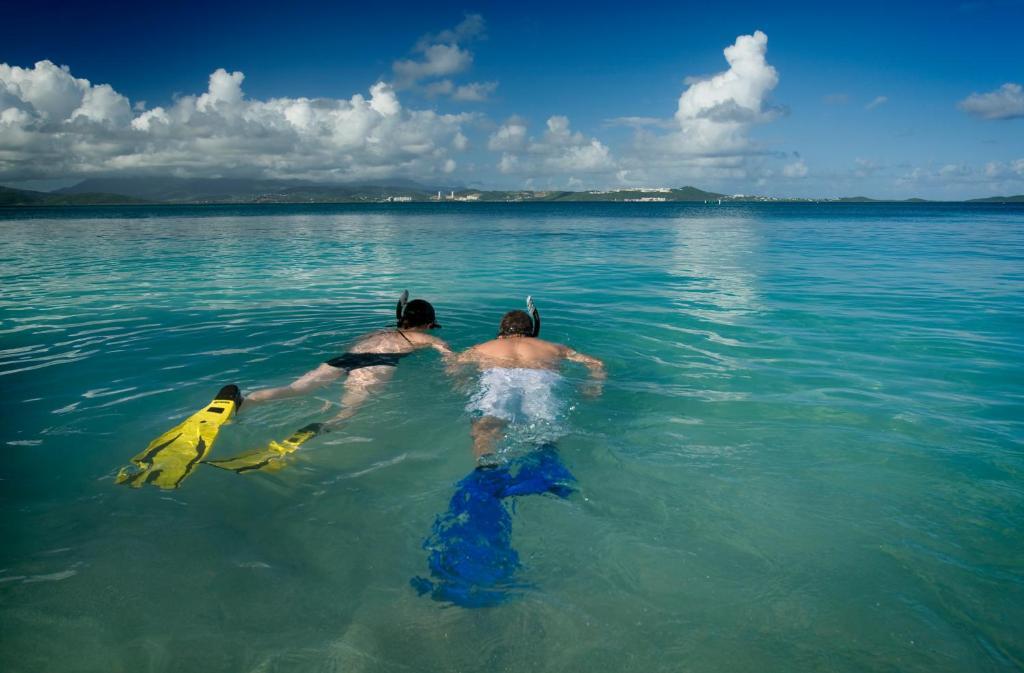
xmin=396 ymin=290 xmax=409 ymax=327
xmin=526 ymin=295 xmax=541 ymax=337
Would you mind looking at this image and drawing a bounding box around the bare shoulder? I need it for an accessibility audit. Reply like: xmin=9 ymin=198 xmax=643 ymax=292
xmin=350 ymin=329 xmax=395 ymax=350
xmin=404 ymin=330 xmax=445 ymax=345
xmin=419 ymin=332 xmax=454 ymax=353
xmin=537 ymin=338 xmax=576 ymax=354
xmin=534 ymin=338 xmax=569 ymax=354
xmin=470 ymin=338 xmax=504 ymax=354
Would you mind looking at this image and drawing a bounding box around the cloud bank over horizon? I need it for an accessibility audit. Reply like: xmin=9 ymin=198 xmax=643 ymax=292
xmin=0 ymin=60 xmax=471 ymax=184
xmin=0 ymin=17 xmax=1021 ymax=198
xmin=489 ymin=115 xmax=615 ymax=184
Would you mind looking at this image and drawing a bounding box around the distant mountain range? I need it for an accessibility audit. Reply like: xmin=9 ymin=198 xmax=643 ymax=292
xmin=1 ymin=177 xmax=1022 ymax=206
xmin=53 ymin=177 xmax=446 ymax=203
xmin=0 ymin=185 xmax=147 ymax=206
xmin=965 ymin=194 xmax=1024 ymax=203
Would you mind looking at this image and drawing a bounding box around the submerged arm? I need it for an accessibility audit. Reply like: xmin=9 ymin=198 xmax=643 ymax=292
xmin=245 ymin=363 xmax=344 ymax=403
xmin=444 ymin=346 xmax=479 ymax=376
xmin=565 ymin=348 xmax=606 ymax=397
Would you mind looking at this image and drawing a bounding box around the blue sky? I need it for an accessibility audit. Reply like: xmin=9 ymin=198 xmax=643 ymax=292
xmin=1 ymin=0 xmax=1022 ymax=198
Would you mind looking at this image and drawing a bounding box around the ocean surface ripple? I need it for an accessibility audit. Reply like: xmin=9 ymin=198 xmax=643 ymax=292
xmin=1 ymin=202 xmax=1022 ymax=673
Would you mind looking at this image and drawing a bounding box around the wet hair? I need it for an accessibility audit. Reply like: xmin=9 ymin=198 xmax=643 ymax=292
xmin=498 ymin=310 xmax=534 ymax=337
xmin=400 ymin=299 xmax=438 ymax=328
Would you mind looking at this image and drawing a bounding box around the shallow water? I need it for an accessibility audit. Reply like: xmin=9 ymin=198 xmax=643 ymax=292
xmin=1 ymin=202 xmax=1022 ymax=672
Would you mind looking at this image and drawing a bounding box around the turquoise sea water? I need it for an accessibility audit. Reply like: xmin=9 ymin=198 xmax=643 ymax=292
xmin=1 ymin=202 xmax=1022 ymax=672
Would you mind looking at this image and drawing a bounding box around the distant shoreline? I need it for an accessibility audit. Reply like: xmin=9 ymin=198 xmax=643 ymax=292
xmin=4 ymin=199 xmax=1023 ymax=210
xmin=3 ymin=181 xmax=1022 ymax=207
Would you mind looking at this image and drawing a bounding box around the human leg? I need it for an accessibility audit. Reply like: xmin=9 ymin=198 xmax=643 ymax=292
xmin=325 ymin=365 xmax=397 ymax=427
xmin=471 ymin=415 xmax=508 ymax=459
xmin=205 ymin=366 xmax=395 ymax=474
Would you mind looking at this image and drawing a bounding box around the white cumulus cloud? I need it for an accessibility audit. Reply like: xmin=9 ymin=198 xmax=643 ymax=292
xmin=415 ymin=13 xmax=486 ymax=50
xmin=492 ymin=115 xmax=615 ymax=180
xmin=424 ymin=80 xmax=455 ymax=97
xmin=0 ymin=60 xmax=92 ymax=121
xmin=892 ymin=158 xmax=1024 ymax=199
xmin=453 ymin=81 xmax=497 ymax=102
xmin=609 ymin=31 xmax=784 ymax=188
xmin=391 ymin=14 xmax=496 ymax=102
xmin=393 ymin=44 xmax=474 ymax=86
xmin=0 ymin=59 xmax=469 ymax=182
xmin=197 ymin=68 xmax=245 ymax=112
xmin=959 ymin=83 xmax=1024 ymax=120
xmin=487 ymin=119 xmax=528 ymax=151
xmin=983 ymin=158 xmax=1024 ymax=178
xmin=426 ymin=79 xmax=496 ymax=102
xmin=672 ymin=30 xmax=780 ymax=154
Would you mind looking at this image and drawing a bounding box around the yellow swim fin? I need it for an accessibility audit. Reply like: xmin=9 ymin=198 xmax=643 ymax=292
xmin=116 ymin=385 xmax=243 ymax=489
xmin=204 ymin=422 xmax=324 ymax=474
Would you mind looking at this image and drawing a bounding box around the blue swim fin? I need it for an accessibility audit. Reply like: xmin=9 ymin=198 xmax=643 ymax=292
xmin=412 ymin=445 xmax=576 ymax=608
xmin=499 ymin=443 xmax=576 ymax=499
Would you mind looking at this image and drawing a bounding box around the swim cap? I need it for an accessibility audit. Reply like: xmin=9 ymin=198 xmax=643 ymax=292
xmin=401 ymin=299 xmax=439 ymax=328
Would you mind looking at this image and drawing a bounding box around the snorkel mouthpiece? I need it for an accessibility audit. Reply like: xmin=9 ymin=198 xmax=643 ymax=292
xmin=526 ymin=295 xmax=541 ymax=337
xmin=396 ymin=290 xmax=410 ymax=327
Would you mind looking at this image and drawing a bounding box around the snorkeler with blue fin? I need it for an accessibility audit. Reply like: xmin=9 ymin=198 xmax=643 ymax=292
xmin=116 ymin=292 xmax=450 ymax=488
xmin=412 ymin=297 xmax=605 ymax=606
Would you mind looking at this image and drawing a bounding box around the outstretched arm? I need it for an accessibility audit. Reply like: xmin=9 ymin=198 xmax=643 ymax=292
xmin=565 ymin=348 xmax=606 ymax=397
xmin=425 ymin=336 xmax=455 ymax=357
xmin=444 ymin=346 xmax=481 ymax=376
xmin=246 ymin=363 xmax=344 ymax=403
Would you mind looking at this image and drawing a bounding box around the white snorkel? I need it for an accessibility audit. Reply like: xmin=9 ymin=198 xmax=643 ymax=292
xmin=526 ymin=295 xmax=541 ymax=337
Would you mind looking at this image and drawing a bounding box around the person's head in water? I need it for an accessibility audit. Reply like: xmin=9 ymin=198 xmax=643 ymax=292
xmin=399 ymin=299 xmax=439 ymax=329
xmin=498 ymin=310 xmax=534 ymax=337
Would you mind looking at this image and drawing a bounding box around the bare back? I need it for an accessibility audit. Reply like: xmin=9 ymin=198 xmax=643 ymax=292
xmin=458 ymin=334 xmax=606 ymax=456
xmin=246 ymin=327 xmax=450 ymax=404
xmin=350 ymin=328 xmax=449 ymax=356
xmin=460 ymin=336 xmax=569 ymax=371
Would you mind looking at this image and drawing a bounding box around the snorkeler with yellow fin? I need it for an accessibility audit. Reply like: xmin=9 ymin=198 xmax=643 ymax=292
xmin=116 ymin=385 xmax=243 ymax=489
xmin=115 ymin=292 xmax=449 ymax=488
xmin=201 ymin=291 xmax=448 ymax=476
